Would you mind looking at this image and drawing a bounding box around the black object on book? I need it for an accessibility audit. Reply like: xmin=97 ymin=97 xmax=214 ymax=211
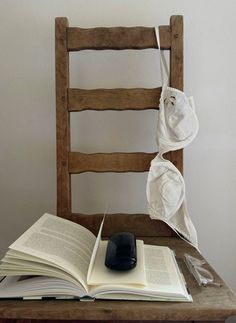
xmin=105 ymin=232 xmax=137 ymax=271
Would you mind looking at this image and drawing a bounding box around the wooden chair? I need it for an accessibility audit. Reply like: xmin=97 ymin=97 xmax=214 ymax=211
xmin=0 ymin=14 xmax=236 ymax=323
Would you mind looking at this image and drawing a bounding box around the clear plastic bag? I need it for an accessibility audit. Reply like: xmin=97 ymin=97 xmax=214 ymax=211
xmin=184 ymin=253 xmax=221 ymax=287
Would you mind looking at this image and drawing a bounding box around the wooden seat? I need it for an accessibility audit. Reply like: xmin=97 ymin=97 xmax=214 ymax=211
xmin=0 ymin=15 xmax=236 ymax=323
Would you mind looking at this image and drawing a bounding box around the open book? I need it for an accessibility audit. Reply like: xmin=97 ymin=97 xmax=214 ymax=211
xmin=0 ymin=213 xmax=191 ymax=302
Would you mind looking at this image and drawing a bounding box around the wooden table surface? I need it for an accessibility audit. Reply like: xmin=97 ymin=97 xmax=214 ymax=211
xmin=0 ymin=237 xmax=236 ymax=322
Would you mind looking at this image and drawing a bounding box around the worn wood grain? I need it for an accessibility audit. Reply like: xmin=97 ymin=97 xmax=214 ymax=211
xmin=55 ymin=17 xmax=71 ymax=216
xmin=0 ymin=322 xmax=217 ymax=323
xmin=0 ymin=238 xmax=235 ymax=321
xmin=1 ymin=320 xmax=218 ymax=323
xmin=170 ymin=16 xmax=183 ymax=91
xmin=68 ymin=152 xmax=179 ymax=174
xmin=68 ymin=152 xmax=160 ymax=173
xmin=61 ymin=213 xmax=173 ymax=237
xmin=168 ymin=15 xmax=184 ymax=178
xmin=168 ymin=17 xmax=184 ymax=239
xmin=68 ymin=88 xmax=161 ymax=111
xmin=67 ymin=26 xmax=171 ymax=51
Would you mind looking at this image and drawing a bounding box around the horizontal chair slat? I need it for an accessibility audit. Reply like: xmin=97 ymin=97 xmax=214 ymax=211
xmin=67 ymin=26 xmax=171 ymax=51
xmin=68 ymin=88 xmax=161 ymax=111
xmin=69 ymin=152 xmax=160 ymax=173
xmin=61 ymin=213 xmax=173 ymax=237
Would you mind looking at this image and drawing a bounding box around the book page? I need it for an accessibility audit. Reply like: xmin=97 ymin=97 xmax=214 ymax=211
xmin=0 ymin=275 xmax=86 ymax=299
xmin=90 ymin=245 xmax=189 ymax=301
xmin=141 ymin=245 xmax=187 ymax=297
xmin=6 ymin=213 xmax=96 ymax=292
xmin=86 ymin=215 xmax=105 ymax=283
xmin=0 ymin=255 xmax=80 ymax=286
xmin=145 ymin=245 xmax=171 ymax=285
xmin=88 ymin=240 xmax=146 ymax=286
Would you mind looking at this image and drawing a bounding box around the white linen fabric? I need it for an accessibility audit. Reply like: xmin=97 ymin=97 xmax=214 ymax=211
xmin=146 ymin=27 xmax=199 ymax=249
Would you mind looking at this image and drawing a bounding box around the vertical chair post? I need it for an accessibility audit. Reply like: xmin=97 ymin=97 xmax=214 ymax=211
xmin=169 ymin=15 xmax=184 ymax=174
xmin=55 ymin=17 xmax=71 ymax=216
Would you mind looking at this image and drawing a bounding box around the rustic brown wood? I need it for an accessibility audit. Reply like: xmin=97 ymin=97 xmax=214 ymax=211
xmin=0 ymin=238 xmax=235 ymax=321
xmin=68 ymin=88 xmax=161 ymax=111
xmin=170 ymin=16 xmax=183 ymax=91
xmin=1 ymin=322 xmax=225 ymax=323
xmin=0 ymin=319 xmax=225 ymax=323
xmin=61 ymin=213 xmax=173 ymax=237
xmin=68 ymin=152 xmax=160 ymax=173
xmin=67 ymin=26 xmax=171 ymax=51
xmin=55 ymin=17 xmax=71 ymax=216
xmin=33 ymin=322 xmax=225 ymax=323
xmin=168 ymin=15 xmax=184 ymax=176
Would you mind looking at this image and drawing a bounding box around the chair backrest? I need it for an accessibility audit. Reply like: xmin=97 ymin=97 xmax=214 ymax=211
xmin=55 ymin=15 xmax=183 ymax=237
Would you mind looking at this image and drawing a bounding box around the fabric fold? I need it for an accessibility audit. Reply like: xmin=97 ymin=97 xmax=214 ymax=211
xmin=146 ymin=26 xmax=199 ymax=249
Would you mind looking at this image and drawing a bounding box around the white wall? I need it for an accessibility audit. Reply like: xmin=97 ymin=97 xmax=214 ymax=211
xmin=0 ymin=0 xmax=236 ymax=320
